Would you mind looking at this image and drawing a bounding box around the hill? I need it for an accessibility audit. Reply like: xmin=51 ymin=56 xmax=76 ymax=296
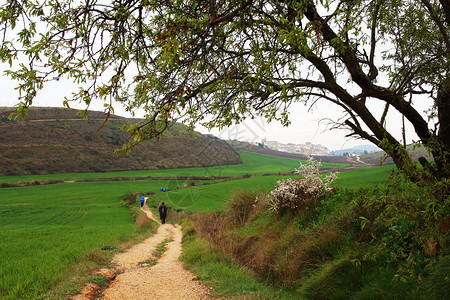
xmin=358 ymin=144 xmax=432 ymax=165
xmin=0 ymin=107 xmax=241 ymax=175
xmin=331 ymin=144 xmax=380 ymax=156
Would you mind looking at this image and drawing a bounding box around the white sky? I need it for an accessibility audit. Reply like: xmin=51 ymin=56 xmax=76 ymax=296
xmin=0 ymin=1 xmax=436 ymax=151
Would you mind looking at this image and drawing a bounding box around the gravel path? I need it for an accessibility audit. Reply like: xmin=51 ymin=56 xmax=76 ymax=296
xmin=73 ymin=202 xmax=211 ymax=299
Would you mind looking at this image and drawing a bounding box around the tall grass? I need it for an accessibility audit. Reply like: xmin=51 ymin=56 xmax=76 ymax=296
xmin=180 ymin=218 xmax=298 ymax=299
xmin=183 ymin=182 xmax=446 ymax=299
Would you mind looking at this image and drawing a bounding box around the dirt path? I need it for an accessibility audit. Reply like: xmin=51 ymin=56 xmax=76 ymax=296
xmin=73 ymin=200 xmax=211 ymax=299
xmin=355 ymin=155 xmax=370 ymax=165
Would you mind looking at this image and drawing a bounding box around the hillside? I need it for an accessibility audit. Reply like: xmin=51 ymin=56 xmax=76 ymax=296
xmin=358 ymin=144 xmax=432 ymax=165
xmin=0 ymin=107 xmax=241 ymax=175
xmin=330 ymin=144 xmax=380 ymax=156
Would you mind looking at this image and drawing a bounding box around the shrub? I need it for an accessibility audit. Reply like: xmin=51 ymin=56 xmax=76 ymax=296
xmin=268 ymin=157 xmax=338 ymax=214
xmin=226 ymin=189 xmax=264 ymax=227
xmin=120 ymin=192 xmax=138 ymax=208
xmin=360 ymin=173 xmax=449 ymax=278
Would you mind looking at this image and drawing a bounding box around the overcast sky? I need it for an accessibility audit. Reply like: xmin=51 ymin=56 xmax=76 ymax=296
xmin=0 ymin=2 xmax=437 ymax=152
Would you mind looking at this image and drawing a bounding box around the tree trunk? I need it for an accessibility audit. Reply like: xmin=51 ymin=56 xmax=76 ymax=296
xmin=439 ymin=0 xmax=450 ymax=25
xmin=435 ymin=78 xmax=450 ymax=179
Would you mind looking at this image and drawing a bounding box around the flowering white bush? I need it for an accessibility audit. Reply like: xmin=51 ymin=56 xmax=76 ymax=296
xmin=268 ymin=157 xmax=338 ymax=214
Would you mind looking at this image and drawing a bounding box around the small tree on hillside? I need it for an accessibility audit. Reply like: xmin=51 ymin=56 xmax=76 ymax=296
xmin=1 ymin=0 xmax=449 ymax=182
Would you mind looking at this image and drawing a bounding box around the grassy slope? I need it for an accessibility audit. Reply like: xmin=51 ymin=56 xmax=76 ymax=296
xmin=181 ymin=218 xmax=297 ymax=299
xmin=334 ymin=164 xmax=394 ymax=187
xmin=178 ymin=163 xmax=449 ymax=299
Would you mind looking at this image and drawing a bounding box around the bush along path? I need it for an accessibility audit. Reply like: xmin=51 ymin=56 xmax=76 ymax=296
xmin=73 ymin=201 xmax=211 ymax=299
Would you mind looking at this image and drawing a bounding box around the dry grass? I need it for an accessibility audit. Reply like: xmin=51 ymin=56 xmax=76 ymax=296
xmin=225 ymin=189 xmax=260 ymax=227
xmin=189 ymin=189 xmax=356 ymax=287
xmin=136 ymin=213 xmax=150 ymax=228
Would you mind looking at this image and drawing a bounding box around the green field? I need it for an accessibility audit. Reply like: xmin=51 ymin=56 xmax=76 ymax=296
xmin=155 ymin=175 xmax=292 ymax=212
xmin=0 ymin=181 xmax=173 ymax=299
xmin=0 ymin=151 xmax=389 ymax=299
xmin=333 ymin=165 xmax=395 ymax=187
xmin=0 ymin=151 xmax=357 ymax=184
xmin=153 ymin=165 xmax=394 ymax=212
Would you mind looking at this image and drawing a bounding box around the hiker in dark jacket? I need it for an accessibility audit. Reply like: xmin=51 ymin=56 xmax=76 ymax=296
xmin=158 ymin=202 xmax=167 ymax=224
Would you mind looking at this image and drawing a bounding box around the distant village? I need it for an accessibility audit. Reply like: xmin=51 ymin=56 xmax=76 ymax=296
xmin=259 ymin=139 xmax=330 ymax=156
xmin=256 ymin=139 xmax=376 ymax=156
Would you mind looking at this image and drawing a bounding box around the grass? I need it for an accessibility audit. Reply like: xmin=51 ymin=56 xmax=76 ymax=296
xmin=182 ymin=191 xmax=408 ymax=299
xmin=87 ymin=274 xmax=109 ymax=287
xmin=0 ymin=151 xmax=386 ymax=299
xmin=181 ymin=176 xmax=448 ymax=300
xmin=154 ymin=239 xmax=174 ymax=255
xmin=180 ymin=218 xmax=299 ymax=299
xmin=139 ymin=238 xmax=174 ymax=267
xmin=0 ymin=181 xmax=163 ymax=299
xmin=334 ymin=165 xmax=395 ymax=187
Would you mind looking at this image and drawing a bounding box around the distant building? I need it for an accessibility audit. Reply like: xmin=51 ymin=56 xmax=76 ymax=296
xmin=263 ymin=140 xmax=329 ymax=156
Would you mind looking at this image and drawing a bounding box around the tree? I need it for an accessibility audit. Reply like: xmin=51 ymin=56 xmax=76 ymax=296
xmin=1 ymin=0 xmax=449 ymax=180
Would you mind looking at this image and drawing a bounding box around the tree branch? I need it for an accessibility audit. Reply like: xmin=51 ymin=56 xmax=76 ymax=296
xmin=420 ymin=0 xmax=450 ymax=51
xmin=345 ymin=119 xmax=380 ymax=145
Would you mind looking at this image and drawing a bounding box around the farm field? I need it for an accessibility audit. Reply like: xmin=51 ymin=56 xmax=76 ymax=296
xmin=333 ymin=164 xmax=395 ymax=187
xmin=0 ymin=151 xmax=358 ymax=184
xmin=155 ymin=175 xmax=295 ymax=212
xmin=0 ymin=180 xmax=174 ymax=299
xmin=0 ymin=152 xmax=387 ymax=299
xmin=154 ymin=165 xmax=394 ymax=212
